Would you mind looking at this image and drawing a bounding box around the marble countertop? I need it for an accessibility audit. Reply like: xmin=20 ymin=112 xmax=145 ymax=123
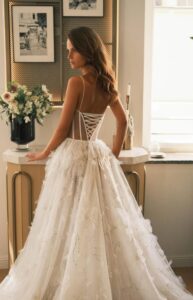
xmin=3 ymin=145 xmax=46 ymax=165
xmin=119 ymin=147 xmax=149 ymax=165
xmin=147 ymin=152 xmax=193 ymax=164
xmin=3 ymin=145 xmax=149 ymax=165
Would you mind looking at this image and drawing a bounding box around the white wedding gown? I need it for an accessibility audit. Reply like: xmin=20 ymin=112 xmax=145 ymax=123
xmin=0 ymin=93 xmax=193 ymax=300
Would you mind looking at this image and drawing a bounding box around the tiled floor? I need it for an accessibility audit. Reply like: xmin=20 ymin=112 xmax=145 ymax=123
xmin=0 ymin=267 xmax=193 ymax=293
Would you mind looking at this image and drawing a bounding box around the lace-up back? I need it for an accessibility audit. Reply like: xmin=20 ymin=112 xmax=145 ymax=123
xmin=70 ymin=76 xmax=105 ymax=141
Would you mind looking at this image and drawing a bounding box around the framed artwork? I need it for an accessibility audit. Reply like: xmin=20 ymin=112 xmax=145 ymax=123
xmin=12 ymin=5 xmax=54 ymax=62
xmin=63 ymin=0 xmax=103 ymax=17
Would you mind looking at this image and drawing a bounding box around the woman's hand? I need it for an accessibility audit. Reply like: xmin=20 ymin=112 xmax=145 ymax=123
xmin=26 ymin=150 xmax=49 ymax=162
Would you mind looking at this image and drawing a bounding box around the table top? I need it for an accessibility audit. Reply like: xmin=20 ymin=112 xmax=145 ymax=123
xmin=3 ymin=145 xmax=149 ymax=165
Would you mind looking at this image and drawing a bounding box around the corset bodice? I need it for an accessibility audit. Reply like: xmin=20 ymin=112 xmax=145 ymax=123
xmin=71 ymin=109 xmax=104 ymax=141
xmin=68 ymin=75 xmax=106 ymax=141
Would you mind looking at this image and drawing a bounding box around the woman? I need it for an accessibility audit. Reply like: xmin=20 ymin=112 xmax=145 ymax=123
xmin=0 ymin=27 xmax=193 ymax=300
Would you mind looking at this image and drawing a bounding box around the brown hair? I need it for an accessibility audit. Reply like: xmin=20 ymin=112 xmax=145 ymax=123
xmin=67 ymin=26 xmax=118 ymax=103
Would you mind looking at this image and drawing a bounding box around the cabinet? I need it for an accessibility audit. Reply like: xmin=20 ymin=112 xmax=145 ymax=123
xmin=4 ymin=149 xmax=46 ymax=267
xmin=4 ymin=146 xmax=148 ymax=266
xmin=121 ymin=163 xmax=146 ymax=210
xmin=120 ymin=147 xmax=149 ymax=212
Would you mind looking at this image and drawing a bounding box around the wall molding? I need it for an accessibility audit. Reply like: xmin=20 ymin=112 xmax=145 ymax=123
xmin=169 ymin=254 xmax=193 ymax=268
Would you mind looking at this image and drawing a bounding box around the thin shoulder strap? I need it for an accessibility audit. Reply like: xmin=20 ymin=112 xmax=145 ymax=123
xmin=79 ymin=76 xmax=85 ymax=111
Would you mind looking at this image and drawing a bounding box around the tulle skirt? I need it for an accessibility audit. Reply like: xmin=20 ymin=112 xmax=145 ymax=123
xmin=0 ymin=138 xmax=193 ymax=300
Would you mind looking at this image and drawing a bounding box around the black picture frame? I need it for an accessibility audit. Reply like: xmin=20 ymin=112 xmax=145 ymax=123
xmin=12 ymin=5 xmax=54 ymax=62
xmin=63 ymin=0 xmax=103 ymax=17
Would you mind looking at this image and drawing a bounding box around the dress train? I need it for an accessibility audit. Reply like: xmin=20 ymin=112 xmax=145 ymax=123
xmin=0 ymin=138 xmax=192 ymax=299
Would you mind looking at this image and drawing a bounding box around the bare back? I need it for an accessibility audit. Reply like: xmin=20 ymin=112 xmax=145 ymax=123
xmin=68 ymin=74 xmax=111 ymax=141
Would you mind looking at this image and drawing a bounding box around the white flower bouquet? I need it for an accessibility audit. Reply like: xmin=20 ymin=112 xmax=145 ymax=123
xmin=0 ymin=81 xmax=52 ymax=125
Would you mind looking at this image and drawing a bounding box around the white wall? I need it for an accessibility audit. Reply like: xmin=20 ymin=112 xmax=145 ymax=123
xmin=145 ymin=163 xmax=193 ymax=267
xmin=118 ymin=0 xmax=145 ymax=146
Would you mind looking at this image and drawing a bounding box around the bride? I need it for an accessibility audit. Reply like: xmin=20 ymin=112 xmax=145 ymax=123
xmin=0 ymin=26 xmax=193 ymax=300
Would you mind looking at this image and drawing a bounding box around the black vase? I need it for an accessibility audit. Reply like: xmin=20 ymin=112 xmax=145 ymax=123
xmin=10 ymin=118 xmax=35 ymax=149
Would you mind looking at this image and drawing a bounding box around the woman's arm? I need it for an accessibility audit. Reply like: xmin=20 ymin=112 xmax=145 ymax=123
xmin=110 ymin=98 xmax=127 ymax=158
xmin=26 ymin=76 xmax=82 ymax=161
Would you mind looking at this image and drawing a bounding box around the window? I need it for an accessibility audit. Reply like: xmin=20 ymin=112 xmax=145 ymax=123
xmin=151 ymin=0 xmax=193 ymax=150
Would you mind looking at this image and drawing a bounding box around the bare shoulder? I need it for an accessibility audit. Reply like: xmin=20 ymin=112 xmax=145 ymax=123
xmin=67 ymin=76 xmax=82 ymax=88
xmin=65 ymin=76 xmax=83 ymax=100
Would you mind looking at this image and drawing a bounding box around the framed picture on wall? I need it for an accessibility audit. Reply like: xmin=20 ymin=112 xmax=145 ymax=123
xmin=12 ymin=5 xmax=54 ymax=62
xmin=63 ymin=0 xmax=103 ymax=17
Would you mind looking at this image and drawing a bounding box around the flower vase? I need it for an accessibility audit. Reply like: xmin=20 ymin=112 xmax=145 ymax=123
xmin=10 ymin=118 xmax=35 ymax=151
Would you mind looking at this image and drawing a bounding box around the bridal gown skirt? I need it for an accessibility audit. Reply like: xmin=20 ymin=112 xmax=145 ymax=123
xmin=0 ymin=138 xmax=193 ymax=300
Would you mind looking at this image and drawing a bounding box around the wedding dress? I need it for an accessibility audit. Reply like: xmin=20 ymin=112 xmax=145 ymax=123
xmin=0 ymin=78 xmax=193 ymax=300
